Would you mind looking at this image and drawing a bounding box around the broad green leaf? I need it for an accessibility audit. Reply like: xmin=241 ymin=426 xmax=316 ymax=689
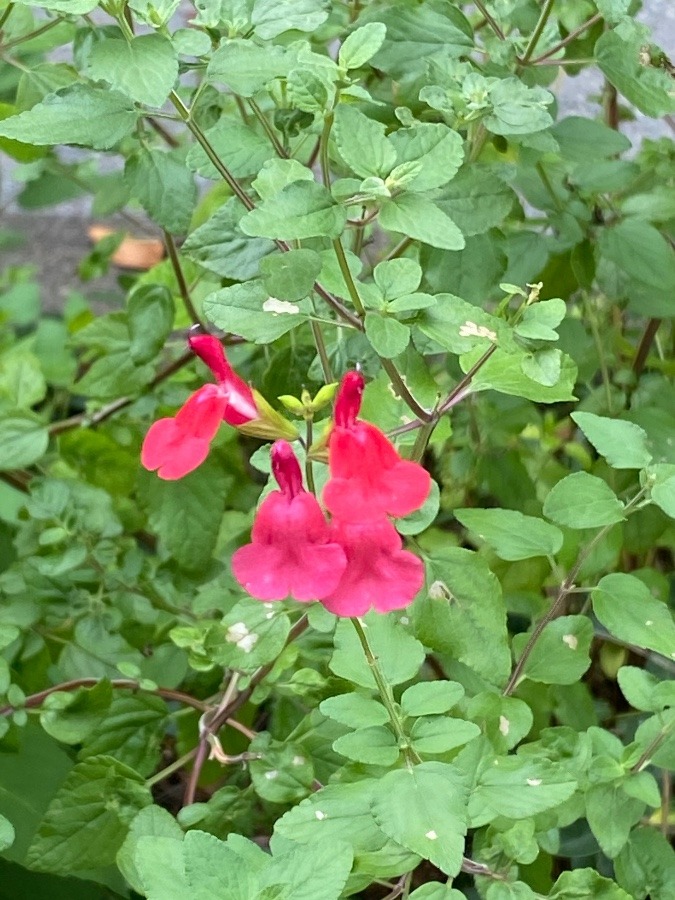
xmin=436 ymin=167 xmax=515 ymax=236
xmin=287 ymin=67 xmax=333 ymax=115
xmin=117 ymin=806 xmax=184 ymax=896
xmin=372 ymin=762 xmax=468 ymax=876
xmin=0 ymin=352 xmax=47 ymax=408
xmin=0 ymin=815 xmax=14 ymax=853
xmin=379 ymin=193 xmax=465 ymax=250
xmin=388 ymin=123 xmax=464 ymax=192
xmin=592 ymin=573 xmax=675 ymax=660
xmin=401 ymin=681 xmax=465 ymax=718
xmin=417 ymin=293 xmax=503 ymax=354
xmin=13 ymin=0 xmax=98 ymax=10
xmin=586 ymin=781 xmax=645 ymax=858
xmin=253 ymin=158 xmax=315 ymax=200
xmin=204 ymin=281 xmax=308 ymax=343
xmin=485 ymin=78 xmax=553 ymax=135
xmin=396 ymin=480 xmax=441 ymax=536
xmin=521 ymin=348 xmax=563 ymax=387
xmin=333 ymin=105 xmax=396 ymax=179
xmin=332 ymin=726 xmax=399 ymax=765
xmin=319 ymin=693 xmax=389 ymax=727
xmin=373 ymin=258 xmax=422 ymax=300
xmin=0 ymin=413 xmax=49 ymax=470
xmin=550 ymin=115 xmax=631 ymax=162
xmin=646 ymin=464 xmax=675 ymax=518
xmin=330 ymin=613 xmax=425 ymax=689
xmin=617 ymin=666 xmax=675 ymax=713
xmin=207 ymin=39 xmax=290 ymax=96
xmin=241 ymin=181 xmax=347 ymax=241
xmin=415 ymin=548 xmax=510 ymax=686
xmin=127 ymin=285 xmax=175 ymax=365
xmin=634 ymin=709 xmax=675 ymax=770
xmin=364 ymin=313 xmax=410 ymax=358
xmin=142 ymin=457 xmax=231 ymax=572
xmin=549 ymin=868 xmax=632 ymax=900
xmin=249 ymin=734 xmax=314 ymax=802
xmin=183 ymin=829 xmax=259 ymax=900
xmin=135 ymin=835 xmax=188 ymax=900
xmin=186 ymin=121 xmax=275 ymax=180
xmin=183 ymin=200 xmax=274 ymax=280
xmin=125 ymin=149 xmax=196 ymax=234
xmin=454 ymin=508 xmax=563 ymax=561
xmin=87 ymin=34 xmax=178 ymax=107
xmin=596 ymin=28 xmax=675 ymax=118
xmin=512 ymin=616 xmax=594 ymax=686
xmin=39 ymin=680 xmax=112 ymax=745
xmin=571 ymin=412 xmax=652 ymax=470
xmin=260 ymin=839 xmax=353 ymax=900
xmin=205 ymin=598 xmax=291 ymax=674
xmin=615 ymin=827 xmax=675 ymax=900
xmin=260 ymin=249 xmax=322 ymax=301
xmin=595 ymin=0 xmax=631 ymax=23
xmin=25 ymin=756 xmax=152 ymax=874
xmin=410 ymin=885 xmax=464 ymax=900
xmin=0 ymin=85 xmax=137 ymax=149
xmin=465 ymin=694 xmax=533 ymax=753
xmin=515 ymin=298 xmax=567 ymax=342
xmin=338 ymin=23 xmax=387 ymax=70
xmin=410 ymin=716 xmax=480 ymax=754
xmin=251 ymin=0 xmax=329 ymax=39
xmin=543 ymin=471 xmax=625 ymax=528
xmin=462 ymin=346 xmax=578 ymax=403
xmin=80 ymin=693 xmax=168 ymax=777
xmin=75 ymin=352 xmax=154 ymax=400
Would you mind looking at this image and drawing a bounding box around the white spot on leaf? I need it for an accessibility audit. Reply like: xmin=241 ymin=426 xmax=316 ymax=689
xmin=226 ymin=622 xmax=259 ymax=653
xmin=425 ymin=830 xmax=438 ymax=840
xmin=499 ymin=715 xmax=510 ymax=736
xmin=263 ymin=297 xmax=300 ymax=315
xmin=292 ymin=756 xmax=305 ymax=766
xmin=315 ymin=810 xmax=326 ymax=820
xmin=527 ymin=778 xmax=542 ymax=786
xmin=264 ymin=770 xmax=278 ymax=780
xmin=562 ymin=633 xmax=578 ymax=650
xmin=459 ymin=320 xmax=497 ymax=341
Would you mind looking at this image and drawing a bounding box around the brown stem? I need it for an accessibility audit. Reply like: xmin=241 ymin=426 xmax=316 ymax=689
xmin=145 ymin=116 xmax=180 ymax=147
xmin=632 ymin=318 xmax=662 ymax=378
xmin=163 ymin=231 xmax=204 ymax=327
xmin=472 ymin=0 xmax=505 ymax=40
xmin=530 ymin=13 xmax=602 ymax=64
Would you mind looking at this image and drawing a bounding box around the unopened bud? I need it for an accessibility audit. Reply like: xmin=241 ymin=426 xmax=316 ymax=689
xmin=239 ymin=391 xmax=300 ymax=441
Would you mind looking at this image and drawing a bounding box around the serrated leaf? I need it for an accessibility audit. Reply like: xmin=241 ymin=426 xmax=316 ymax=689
xmin=333 ymin=726 xmax=399 ymax=765
xmin=388 ymin=123 xmax=464 ymax=192
xmin=80 ymin=693 xmax=168 ymax=776
xmin=187 ymin=121 xmax=275 ymax=180
xmin=241 ymin=181 xmax=347 ymax=241
xmin=417 ymin=293 xmax=503 ymax=354
xmin=87 ymin=34 xmax=178 ymax=107
xmin=380 ymin=193 xmax=465 ymax=250
xmin=13 ymin=0 xmax=98 ymax=10
xmin=252 ymin=0 xmax=329 ymax=39
xmin=485 ymin=78 xmax=553 ymax=135
xmin=127 ymin=285 xmax=175 ymax=365
xmin=261 ymin=839 xmax=352 ymax=900
xmin=615 ymin=827 xmax=675 ymax=900
xmin=135 ymin=835 xmax=188 ymax=900
xmin=0 ymin=814 xmax=15 ymax=853
xmin=117 ymin=805 xmax=184 ymax=896
xmin=125 ymin=149 xmax=196 ymax=234
xmin=592 ymin=573 xmax=675 ymax=660
xmin=617 ymin=666 xmax=675 ymax=713
xmin=333 ymin=105 xmax=396 ymax=179
xmin=543 ymin=472 xmax=625 ymax=528
xmin=521 ymin=348 xmax=562 ymax=387
xmin=207 ymin=598 xmax=291 ymax=674
xmin=372 ymin=762 xmax=468 ymax=876
xmin=183 ymin=829 xmax=259 ymax=900
xmin=364 ymin=313 xmax=410 ymax=358
xmin=339 ymin=22 xmax=387 ymax=70
xmin=586 ymin=781 xmax=645 ymax=858
xmin=515 ymin=298 xmax=567 ymax=342
xmin=0 ymin=413 xmax=49 ymax=470
xmin=0 ymin=352 xmax=47 ymax=408
xmin=401 ymin=681 xmax=465 ymax=717
xmin=39 ymin=680 xmax=112 ymax=745
xmin=571 ymin=412 xmax=652 ymax=470
xmin=373 ymin=257 xmax=422 ymax=300
xmin=203 ymin=281 xmax=308 ymax=343
xmin=249 ymin=734 xmax=314 ymax=802
xmin=183 ymin=200 xmax=274 ymax=280
xmin=596 ymin=28 xmax=675 ymax=118
xmin=207 ymin=39 xmax=290 ymax=97
xmin=0 ymin=85 xmax=137 ymax=149
xmin=550 ymin=868 xmax=633 ymax=899
xmin=436 ymin=167 xmax=515 ymax=237
xmin=454 ymin=508 xmax=563 ymax=561
xmin=26 ymin=756 xmax=152 ymax=874
xmin=513 ymin=616 xmax=594 ymax=686
xmin=330 ymin=613 xmax=425 ymax=689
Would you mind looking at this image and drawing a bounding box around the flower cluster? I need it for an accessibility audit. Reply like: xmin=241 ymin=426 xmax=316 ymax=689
xmin=232 ymin=372 xmax=430 ymax=617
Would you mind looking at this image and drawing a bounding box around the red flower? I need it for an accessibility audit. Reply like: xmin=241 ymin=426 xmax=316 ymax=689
xmin=322 ymin=371 xmax=431 ymax=522
xmin=320 ymin=518 xmax=425 ymax=617
xmin=232 ymin=441 xmax=347 ymax=601
xmin=141 ymin=335 xmax=257 ymax=480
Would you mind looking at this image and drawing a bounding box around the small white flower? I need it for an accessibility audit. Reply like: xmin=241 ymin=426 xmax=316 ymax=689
xmin=263 ymin=297 xmax=300 ymax=315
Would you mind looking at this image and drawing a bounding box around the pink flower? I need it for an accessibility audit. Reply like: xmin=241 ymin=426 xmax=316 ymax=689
xmin=320 ymin=517 xmax=425 ymax=617
xmin=232 ymin=441 xmax=347 ymax=601
xmin=141 ymin=334 xmax=257 ymax=480
xmin=322 ymin=371 xmax=431 ymax=522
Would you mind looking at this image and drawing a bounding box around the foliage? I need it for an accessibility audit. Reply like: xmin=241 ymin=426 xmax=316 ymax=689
xmin=0 ymin=0 xmax=674 ymax=897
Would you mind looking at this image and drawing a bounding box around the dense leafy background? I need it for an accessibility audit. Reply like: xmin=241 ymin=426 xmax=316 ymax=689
xmin=0 ymin=0 xmax=674 ymax=897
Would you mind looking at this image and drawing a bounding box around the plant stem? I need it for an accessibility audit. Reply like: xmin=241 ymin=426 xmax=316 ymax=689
xmin=248 ymin=97 xmax=288 ymax=158
xmin=310 ymin=319 xmax=333 ymax=383
xmin=164 ymin=231 xmax=204 ymax=327
xmin=0 ymin=3 xmax=15 ymax=31
xmin=0 ymin=16 xmax=60 ymax=51
xmin=146 ymin=748 xmax=199 ymax=789
xmin=519 ymin=0 xmax=555 ymax=66
xmin=472 ymin=0 xmax=505 ymax=40
xmin=530 ymin=12 xmax=602 ymax=64
xmin=633 ymin=318 xmax=662 ymax=378
xmin=332 ymin=236 xmax=365 ymax=317
xmin=632 ymin=715 xmax=675 ymax=773
xmin=350 ymin=618 xmax=420 ymax=766
xmin=305 ymin=418 xmax=316 ymax=494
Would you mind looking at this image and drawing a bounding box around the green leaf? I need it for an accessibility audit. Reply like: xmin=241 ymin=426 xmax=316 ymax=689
xmin=436 ymin=167 xmax=515 ymax=237
xmin=26 ymin=756 xmax=152 ymax=874
xmin=595 ymin=0 xmax=631 ymax=24
xmin=388 ymin=123 xmax=464 ymax=192
xmin=253 ymin=158 xmax=315 ymax=200
xmin=203 ymin=281 xmax=308 ymax=344
xmin=373 ymin=258 xmax=422 ymax=300
xmin=0 ymin=352 xmax=47 ymax=408
xmin=252 ymin=0 xmax=329 ymax=39
xmin=592 ymin=573 xmax=675 ymax=660
xmin=410 ymin=885 xmax=464 ymax=900
xmin=550 ymin=115 xmax=631 ymax=162
xmin=80 ymin=693 xmax=168 ymax=777
xmin=650 ymin=469 xmax=675 ymax=519
xmin=586 ymin=781 xmax=645 ymax=858
xmin=396 ymin=480 xmax=441 ymax=536
xmin=87 ymin=34 xmax=177 ymax=107
xmin=249 ymin=734 xmax=314 ymax=802
xmin=571 ymin=412 xmax=652 ymax=470
xmin=617 ymin=666 xmax=675 ymax=713
xmin=0 ymin=814 xmax=15 ymax=853
xmin=615 ymin=827 xmax=675 ymax=900
xmin=39 ymin=680 xmax=112 ymax=745
xmin=515 ymin=298 xmax=567 ymax=342
xmin=332 ymin=726 xmax=399 ymax=766
xmin=319 ymin=693 xmax=389 ymax=727
xmin=260 ymin=249 xmax=322 ymax=301
xmin=596 ymin=28 xmax=675 ymax=118
xmin=0 ymin=85 xmax=137 ymax=149
xmin=207 ymin=39 xmax=290 ymax=97
xmin=117 ymin=805 xmax=184 ymax=896
xmin=372 ymin=762 xmax=468 ymax=876
xmin=401 ymin=681 xmax=465 ymax=718
xmin=521 ymin=348 xmax=563 ymax=387
xmin=142 ymin=457 xmax=231 ymax=572
xmin=330 ymin=613 xmax=425 ymax=689
xmin=183 ymin=200 xmax=274 ymax=280
xmin=379 ymin=193 xmax=465 ymax=250
xmin=187 ymin=121 xmax=276 ymax=180
xmin=415 ymin=548 xmax=510 ymax=686
xmin=485 ymin=78 xmax=553 ymax=136
xmin=183 ymin=829 xmax=259 ymax=900
xmin=410 ymin=716 xmax=480 ymax=754
xmin=462 ymin=346 xmax=578 ymax=403
xmin=125 ymin=149 xmax=196 ymax=234
xmin=0 ymin=413 xmax=49 ymax=470
xmin=241 ymin=181 xmax=347 ymax=241
xmin=454 ymin=508 xmax=563 ymax=561
xmin=465 ymin=694 xmax=533 ymax=753
xmin=75 ymin=352 xmax=154 ymax=400
xmin=134 ymin=835 xmax=188 ymax=900
xmin=207 ymin=598 xmax=291 ymax=673
xmin=339 ymin=22 xmax=387 ymax=70
xmin=364 ymin=313 xmax=411 ymax=358
xmin=13 ymin=0 xmax=98 ymax=10
xmin=417 ymin=293 xmax=503 ymax=354
xmin=261 ymin=840 xmax=352 ymax=900
xmin=332 ymin=105 xmax=396 ymax=179
xmin=513 ymin=616 xmax=594 ymax=686
xmin=549 ymin=868 xmax=632 ymax=899
xmin=543 ymin=471 xmax=625 ymax=528
xmin=127 ymin=285 xmax=175 ymax=365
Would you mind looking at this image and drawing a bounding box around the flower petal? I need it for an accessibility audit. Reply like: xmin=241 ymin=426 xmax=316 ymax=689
xmin=175 ymin=384 xmax=228 ymax=440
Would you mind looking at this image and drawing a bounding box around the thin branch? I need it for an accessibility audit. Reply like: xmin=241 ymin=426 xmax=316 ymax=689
xmin=472 ymin=0 xmax=505 ymax=41
xmin=529 ymin=13 xmax=602 ymax=64
xmin=632 ymin=716 xmax=675 ymax=773
xmin=518 ymin=0 xmax=555 ymax=66
xmin=248 ymin=97 xmax=288 ymax=158
xmin=163 ymin=231 xmax=204 ymax=327
xmin=0 ymin=16 xmax=60 ymax=52
xmin=633 ymin=318 xmax=662 ymax=378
